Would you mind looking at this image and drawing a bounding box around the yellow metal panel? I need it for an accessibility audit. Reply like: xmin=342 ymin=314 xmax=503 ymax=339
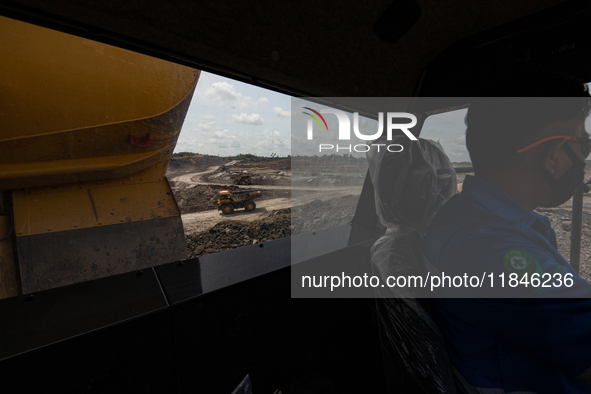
xmin=90 ymin=182 xmax=180 ymax=225
xmin=20 ymin=162 xmax=167 ymax=195
xmin=0 ymin=151 xmax=160 ymax=179
xmin=13 ymin=176 xmax=180 ymax=237
xmin=0 ymin=110 xmax=182 ymax=165
xmin=0 ymin=16 xmax=199 ymax=190
xmin=0 ymin=150 xmax=173 ymax=190
xmin=1 ymin=16 xmax=198 ymax=137
xmin=13 ymin=189 xmax=97 ymax=236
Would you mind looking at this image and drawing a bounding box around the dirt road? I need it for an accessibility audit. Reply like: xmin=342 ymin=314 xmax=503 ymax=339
xmin=173 ymin=168 xmax=360 ymax=192
xmin=181 ymin=197 xmax=290 ymax=233
xmin=172 ymin=166 xmax=220 ymax=184
xmin=172 ymin=168 xmax=363 ymax=234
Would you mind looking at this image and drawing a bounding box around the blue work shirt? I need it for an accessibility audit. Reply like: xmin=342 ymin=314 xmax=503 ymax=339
xmin=424 ymin=175 xmax=591 ymax=393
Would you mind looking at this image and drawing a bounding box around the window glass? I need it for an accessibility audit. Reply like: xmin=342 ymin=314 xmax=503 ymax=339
xmin=421 ymin=105 xmax=591 ymax=278
xmin=170 ymin=72 xmax=293 ymax=257
xmin=290 ymin=98 xmax=371 ymax=235
xmin=420 ymin=108 xmax=470 ymax=188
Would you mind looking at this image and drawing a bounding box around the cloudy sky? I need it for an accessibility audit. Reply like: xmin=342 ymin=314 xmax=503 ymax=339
xmin=175 ymin=71 xmax=292 ymax=156
xmin=420 ymin=100 xmax=591 ymax=163
xmin=176 ymin=74 xmax=591 ymax=162
xmin=421 ymin=108 xmax=470 ymax=163
xmin=177 ymin=72 xmax=472 ymax=161
xmin=176 ymin=72 xmax=471 ymax=160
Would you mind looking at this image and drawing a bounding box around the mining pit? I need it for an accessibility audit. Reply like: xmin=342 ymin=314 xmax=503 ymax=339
xmin=167 ymin=156 xmax=591 ymax=283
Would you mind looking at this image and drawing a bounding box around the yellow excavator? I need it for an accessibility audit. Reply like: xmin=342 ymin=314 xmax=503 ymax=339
xmin=0 ymin=16 xmax=199 ymax=297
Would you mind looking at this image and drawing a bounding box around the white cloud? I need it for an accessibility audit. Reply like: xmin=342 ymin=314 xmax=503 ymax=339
xmin=179 ymin=119 xmax=242 ymax=152
xmin=207 ymin=129 xmax=241 ymax=149
xmin=196 ymin=120 xmax=218 ymax=132
xmin=232 ymin=113 xmax=264 ymax=125
xmin=421 ymin=108 xmax=470 ymax=162
xmin=273 ymin=107 xmax=292 ymax=117
xmin=255 ymin=97 xmax=269 ymax=106
xmin=175 ymin=135 xmax=205 ymax=152
xmin=253 ymin=129 xmax=290 ymax=153
xmin=205 ymin=82 xmax=240 ymax=101
xmin=176 ymin=71 xmax=293 ymax=156
xmin=204 ymin=82 xmax=269 ymax=109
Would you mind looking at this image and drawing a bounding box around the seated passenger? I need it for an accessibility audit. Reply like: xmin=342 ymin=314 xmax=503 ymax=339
xmin=424 ymin=74 xmax=591 ymax=393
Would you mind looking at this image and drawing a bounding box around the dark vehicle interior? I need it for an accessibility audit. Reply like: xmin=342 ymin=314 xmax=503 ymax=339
xmin=2 ymin=0 xmax=591 ymax=392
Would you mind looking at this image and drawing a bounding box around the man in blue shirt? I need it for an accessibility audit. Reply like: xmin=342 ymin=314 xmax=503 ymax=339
xmin=424 ymin=75 xmax=591 ymax=393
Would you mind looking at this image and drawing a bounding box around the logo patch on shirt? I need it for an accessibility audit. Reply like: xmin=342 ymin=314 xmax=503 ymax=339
xmin=503 ymin=250 xmax=542 ymax=276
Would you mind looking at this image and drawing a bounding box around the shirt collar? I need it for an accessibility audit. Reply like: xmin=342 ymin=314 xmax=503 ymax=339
xmin=460 ymin=175 xmax=537 ymax=227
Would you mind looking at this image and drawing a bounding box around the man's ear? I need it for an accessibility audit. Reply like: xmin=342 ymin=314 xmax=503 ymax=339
xmin=542 ymin=140 xmax=566 ymax=179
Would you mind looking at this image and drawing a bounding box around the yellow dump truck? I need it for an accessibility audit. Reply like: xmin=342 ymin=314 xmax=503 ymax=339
xmin=0 ymin=17 xmax=199 ymax=297
xmin=217 ymin=190 xmax=262 ymax=214
xmin=233 ymin=174 xmax=252 ymax=185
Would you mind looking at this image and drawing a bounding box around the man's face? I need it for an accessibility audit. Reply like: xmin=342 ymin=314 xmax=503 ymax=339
xmin=544 ymin=119 xmax=589 ymax=180
xmin=569 ymin=120 xmax=590 ymax=162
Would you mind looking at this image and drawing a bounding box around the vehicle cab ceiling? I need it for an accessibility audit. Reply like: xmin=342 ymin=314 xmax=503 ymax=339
xmin=3 ymin=0 xmax=591 ymax=112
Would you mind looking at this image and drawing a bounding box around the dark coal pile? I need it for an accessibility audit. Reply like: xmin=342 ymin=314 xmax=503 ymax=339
xmin=291 ymin=195 xmax=359 ymax=235
xmin=186 ymin=209 xmax=291 ymax=258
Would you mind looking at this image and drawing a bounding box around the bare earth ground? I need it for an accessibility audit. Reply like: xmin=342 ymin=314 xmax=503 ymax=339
xmin=167 ymin=157 xmax=364 ymax=258
xmin=167 ymin=157 xmax=591 ymax=283
xmin=536 ymin=197 xmax=591 ymax=282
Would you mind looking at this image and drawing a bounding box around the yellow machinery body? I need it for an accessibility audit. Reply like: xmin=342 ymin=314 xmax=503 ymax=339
xmin=233 ymin=174 xmax=252 ymax=185
xmin=217 ymin=190 xmax=262 ymax=214
xmin=0 ymin=17 xmax=200 ymax=297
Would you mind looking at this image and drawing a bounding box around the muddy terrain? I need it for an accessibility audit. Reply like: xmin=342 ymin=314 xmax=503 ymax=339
xmin=166 ymin=155 xmax=365 ymax=258
xmin=202 ymin=159 xmax=291 ymax=186
xmin=186 ymin=209 xmax=291 ymax=257
xmin=166 ymin=154 xmax=228 ymax=179
xmin=171 ymin=182 xmax=291 ymax=214
xmin=167 ymin=155 xmax=591 ymax=283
